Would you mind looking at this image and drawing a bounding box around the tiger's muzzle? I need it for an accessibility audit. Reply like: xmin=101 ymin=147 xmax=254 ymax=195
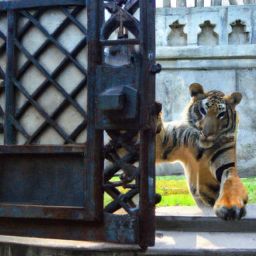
xmin=199 ymin=132 xmax=216 ymax=148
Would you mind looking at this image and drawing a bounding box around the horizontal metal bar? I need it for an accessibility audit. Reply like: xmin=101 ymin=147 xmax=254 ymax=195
xmin=0 ymin=0 xmax=85 ymax=11
xmin=0 ymin=213 xmax=138 ymax=244
xmin=0 ymin=204 xmax=87 ymax=220
xmin=0 ymin=145 xmax=85 ymax=154
xmin=100 ymin=39 xmax=140 ymax=46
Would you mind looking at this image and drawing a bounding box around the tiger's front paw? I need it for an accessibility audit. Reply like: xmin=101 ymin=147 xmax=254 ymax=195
xmin=214 ymin=204 xmax=246 ymax=220
xmin=214 ymin=177 xmax=248 ymax=221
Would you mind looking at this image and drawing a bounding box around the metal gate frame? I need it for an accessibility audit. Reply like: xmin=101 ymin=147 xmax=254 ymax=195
xmin=0 ymin=0 xmax=158 ymax=248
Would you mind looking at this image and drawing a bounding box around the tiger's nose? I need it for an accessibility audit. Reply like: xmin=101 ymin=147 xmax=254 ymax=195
xmin=201 ymin=129 xmax=215 ymax=139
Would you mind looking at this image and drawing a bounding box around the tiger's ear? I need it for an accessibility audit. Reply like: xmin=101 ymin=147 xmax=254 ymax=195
xmin=189 ymin=83 xmax=205 ymax=99
xmin=227 ymin=92 xmax=242 ymax=106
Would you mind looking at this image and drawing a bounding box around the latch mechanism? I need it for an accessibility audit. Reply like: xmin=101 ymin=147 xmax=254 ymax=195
xmin=98 ymin=85 xmax=137 ymax=122
xmin=95 ymin=65 xmax=139 ymax=130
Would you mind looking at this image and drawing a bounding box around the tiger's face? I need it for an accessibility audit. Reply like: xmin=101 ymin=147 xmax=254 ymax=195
xmin=188 ymin=83 xmax=242 ymax=149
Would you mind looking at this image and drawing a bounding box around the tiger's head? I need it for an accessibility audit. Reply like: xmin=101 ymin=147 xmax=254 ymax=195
xmin=188 ymin=83 xmax=242 ymax=149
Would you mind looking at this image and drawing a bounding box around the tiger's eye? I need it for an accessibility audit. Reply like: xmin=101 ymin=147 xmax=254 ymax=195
xmin=217 ymin=112 xmax=225 ymax=119
xmin=200 ymin=107 xmax=206 ymax=115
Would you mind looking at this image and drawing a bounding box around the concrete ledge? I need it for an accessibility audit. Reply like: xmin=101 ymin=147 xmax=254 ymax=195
xmin=156 ymin=205 xmax=256 ymax=218
xmin=0 ymin=231 xmax=256 ymax=256
xmin=156 ymin=205 xmax=256 ymax=232
xmin=157 ymin=59 xmax=256 ymax=70
xmin=156 ymin=45 xmax=256 ymax=70
xmin=156 ymin=4 xmax=256 ymax=15
xmin=0 ymin=235 xmax=139 ymax=251
xmin=156 ymin=45 xmax=256 ymax=60
xmin=148 ymin=231 xmax=256 ymax=255
xmin=0 ymin=206 xmax=255 ymax=255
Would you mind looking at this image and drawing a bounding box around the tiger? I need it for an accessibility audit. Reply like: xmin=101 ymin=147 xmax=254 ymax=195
xmin=154 ymin=83 xmax=248 ymax=220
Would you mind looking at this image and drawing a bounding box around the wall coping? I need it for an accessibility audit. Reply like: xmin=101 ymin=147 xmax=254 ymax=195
xmin=156 ymin=4 xmax=256 ymax=15
xmin=156 ymin=45 xmax=256 ymax=60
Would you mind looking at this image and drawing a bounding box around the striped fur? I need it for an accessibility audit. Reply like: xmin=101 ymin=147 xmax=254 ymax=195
xmin=156 ymin=83 xmax=248 ymax=220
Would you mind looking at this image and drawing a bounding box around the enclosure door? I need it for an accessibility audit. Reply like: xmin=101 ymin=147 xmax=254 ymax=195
xmin=0 ymin=0 xmax=157 ymax=248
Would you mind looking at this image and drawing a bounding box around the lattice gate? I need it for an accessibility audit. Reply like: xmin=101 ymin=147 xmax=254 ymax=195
xmin=0 ymin=0 xmax=159 ymax=249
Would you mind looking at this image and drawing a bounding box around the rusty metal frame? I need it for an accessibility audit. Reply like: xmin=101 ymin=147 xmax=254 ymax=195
xmin=0 ymin=0 xmax=93 ymax=222
xmin=87 ymin=0 xmax=157 ymax=248
xmin=0 ymin=0 xmax=157 ymax=248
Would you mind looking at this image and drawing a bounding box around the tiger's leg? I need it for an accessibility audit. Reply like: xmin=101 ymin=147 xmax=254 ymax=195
xmin=183 ymin=165 xmax=214 ymax=215
xmin=196 ymin=164 xmax=219 ymax=207
xmin=214 ymin=167 xmax=248 ymax=220
xmin=208 ymin=143 xmax=248 ymax=220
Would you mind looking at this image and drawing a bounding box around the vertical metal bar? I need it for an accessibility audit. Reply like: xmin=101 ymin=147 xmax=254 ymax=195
xmin=4 ymin=10 xmax=17 ymax=144
xmin=139 ymin=0 xmax=156 ymax=249
xmin=86 ymin=0 xmax=104 ymax=220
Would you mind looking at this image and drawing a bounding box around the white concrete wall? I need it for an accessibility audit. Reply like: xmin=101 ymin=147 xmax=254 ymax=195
xmin=156 ymin=5 xmax=256 ymax=176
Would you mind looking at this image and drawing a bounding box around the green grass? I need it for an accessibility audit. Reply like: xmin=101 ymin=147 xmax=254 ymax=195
xmin=104 ymin=176 xmax=256 ymax=207
xmin=156 ymin=176 xmax=256 ymax=207
xmin=156 ymin=176 xmax=196 ymax=206
xmin=241 ymin=177 xmax=256 ymax=204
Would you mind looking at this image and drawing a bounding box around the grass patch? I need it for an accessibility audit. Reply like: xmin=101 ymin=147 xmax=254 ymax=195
xmin=104 ymin=176 xmax=256 ymax=207
xmin=241 ymin=177 xmax=256 ymax=204
xmin=156 ymin=176 xmax=256 ymax=207
xmin=159 ymin=194 xmax=196 ymax=206
xmin=156 ymin=176 xmax=195 ymax=206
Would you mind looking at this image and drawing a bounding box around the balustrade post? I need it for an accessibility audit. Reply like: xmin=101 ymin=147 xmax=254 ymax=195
xmin=176 ymin=0 xmax=187 ymax=7
xmin=163 ymin=0 xmax=171 ymax=7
